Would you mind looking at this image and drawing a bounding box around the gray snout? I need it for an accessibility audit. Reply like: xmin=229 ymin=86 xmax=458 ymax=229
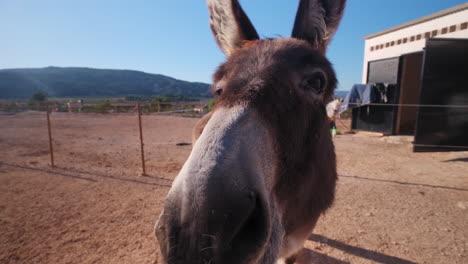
xmin=156 ymin=106 xmax=274 ymax=263
xmin=156 ymin=181 xmax=269 ymax=264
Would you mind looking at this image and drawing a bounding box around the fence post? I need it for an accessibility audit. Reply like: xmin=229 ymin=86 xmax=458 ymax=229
xmin=46 ymin=103 xmax=55 ymax=167
xmin=137 ymin=103 xmax=147 ymax=176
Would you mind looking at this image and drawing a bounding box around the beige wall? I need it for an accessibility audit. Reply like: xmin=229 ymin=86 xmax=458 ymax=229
xmin=362 ymin=9 xmax=468 ymax=83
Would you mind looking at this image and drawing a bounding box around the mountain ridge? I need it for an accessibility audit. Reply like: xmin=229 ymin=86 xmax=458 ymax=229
xmin=0 ymin=66 xmax=350 ymax=100
xmin=0 ymin=66 xmax=212 ymax=99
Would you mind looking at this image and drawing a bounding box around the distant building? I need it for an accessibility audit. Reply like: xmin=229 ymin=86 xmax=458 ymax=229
xmin=354 ymin=3 xmax=468 ymax=151
xmin=362 ymin=3 xmax=468 ymax=83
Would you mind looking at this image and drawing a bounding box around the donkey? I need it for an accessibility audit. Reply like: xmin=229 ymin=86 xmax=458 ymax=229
xmin=326 ymin=98 xmax=342 ymax=121
xmin=67 ymin=99 xmax=83 ymax=113
xmin=155 ymin=0 xmax=346 ymax=263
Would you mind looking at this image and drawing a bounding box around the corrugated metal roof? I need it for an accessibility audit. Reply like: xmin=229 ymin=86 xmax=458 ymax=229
xmin=363 ymin=3 xmax=468 ymax=40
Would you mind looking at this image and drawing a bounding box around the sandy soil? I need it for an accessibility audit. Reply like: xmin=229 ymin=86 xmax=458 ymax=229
xmin=0 ymin=111 xmax=467 ymax=264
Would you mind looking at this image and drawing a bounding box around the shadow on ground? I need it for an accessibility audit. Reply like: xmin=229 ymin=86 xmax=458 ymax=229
xmin=304 ymin=234 xmax=417 ymax=264
xmin=444 ymin=157 xmax=468 ymax=162
xmin=338 ymin=174 xmax=468 ymax=192
xmin=296 ymin=248 xmax=350 ymax=264
xmin=0 ymin=161 xmax=173 ymax=188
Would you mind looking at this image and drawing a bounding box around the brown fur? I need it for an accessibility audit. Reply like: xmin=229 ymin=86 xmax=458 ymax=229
xmin=207 ymin=0 xmax=259 ymax=56
xmin=198 ymin=37 xmax=337 ymax=244
xmin=292 ymin=0 xmax=347 ymax=52
xmin=158 ymin=1 xmax=346 ymax=263
xmin=192 ymin=110 xmax=213 ymax=144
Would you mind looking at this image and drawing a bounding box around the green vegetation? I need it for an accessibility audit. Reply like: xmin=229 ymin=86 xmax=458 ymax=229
xmin=340 ymin=109 xmax=352 ymax=119
xmin=125 ymin=95 xmax=198 ymax=102
xmin=94 ymin=100 xmax=113 ymax=113
xmin=207 ymin=98 xmax=216 ymax=112
xmin=29 ymin=91 xmax=47 ymax=103
xmin=125 ymin=95 xmax=154 ymax=102
xmin=0 ymin=95 xmax=209 ymax=115
xmin=28 ymin=91 xmax=47 ymax=110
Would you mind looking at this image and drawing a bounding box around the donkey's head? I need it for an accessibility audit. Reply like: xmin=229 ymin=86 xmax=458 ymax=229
xmin=156 ymin=1 xmax=346 ymax=263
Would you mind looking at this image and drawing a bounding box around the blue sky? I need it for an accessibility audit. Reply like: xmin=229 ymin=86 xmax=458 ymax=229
xmin=1 ymin=0 xmax=466 ymax=90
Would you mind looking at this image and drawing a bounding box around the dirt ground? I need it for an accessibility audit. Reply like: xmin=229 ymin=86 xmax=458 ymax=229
xmin=0 ymin=111 xmax=467 ymax=264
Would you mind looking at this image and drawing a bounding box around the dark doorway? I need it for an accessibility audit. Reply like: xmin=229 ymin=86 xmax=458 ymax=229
xmin=352 ymin=57 xmax=400 ymax=134
xmin=414 ymin=38 xmax=468 ymax=152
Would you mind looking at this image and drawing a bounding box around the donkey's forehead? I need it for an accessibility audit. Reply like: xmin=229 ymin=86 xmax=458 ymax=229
xmin=214 ymin=38 xmax=331 ymax=81
xmin=238 ymin=38 xmax=317 ymax=55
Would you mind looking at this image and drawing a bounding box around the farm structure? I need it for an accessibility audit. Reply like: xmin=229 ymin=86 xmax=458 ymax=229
xmin=351 ymin=3 xmax=468 ymax=152
xmin=0 ymin=100 xmax=209 ymax=115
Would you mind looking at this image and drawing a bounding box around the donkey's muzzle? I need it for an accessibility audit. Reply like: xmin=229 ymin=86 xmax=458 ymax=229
xmin=155 ymin=186 xmax=269 ymax=264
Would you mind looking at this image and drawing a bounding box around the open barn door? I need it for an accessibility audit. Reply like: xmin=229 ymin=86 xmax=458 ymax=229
xmin=395 ymin=52 xmax=423 ymax=135
xmin=413 ymin=38 xmax=468 ymax=152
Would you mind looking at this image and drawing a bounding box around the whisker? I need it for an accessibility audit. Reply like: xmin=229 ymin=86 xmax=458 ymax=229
xmin=204 ymin=258 xmax=214 ymax=264
xmin=161 ymin=213 xmax=175 ymax=217
xmin=201 ymin=234 xmax=216 ymax=239
xmin=200 ymin=246 xmax=218 ymax=252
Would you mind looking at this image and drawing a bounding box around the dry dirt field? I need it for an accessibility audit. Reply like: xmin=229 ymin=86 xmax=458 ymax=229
xmin=0 ymin=111 xmax=467 ymax=264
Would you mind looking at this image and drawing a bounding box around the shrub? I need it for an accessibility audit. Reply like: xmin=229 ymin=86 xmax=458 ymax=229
xmin=207 ymin=99 xmax=216 ymax=112
xmin=95 ymin=101 xmax=113 ymax=113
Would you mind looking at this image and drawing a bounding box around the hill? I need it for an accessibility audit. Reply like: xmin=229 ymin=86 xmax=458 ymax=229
xmin=334 ymin=90 xmax=349 ymax=99
xmin=0 ymin=67 xmax=211 ymax=99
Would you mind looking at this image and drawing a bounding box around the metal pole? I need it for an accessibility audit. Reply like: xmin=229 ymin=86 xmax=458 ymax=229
xmin=137 ymin=103 xmax=147 ymax=176
xmin=46 ymin=103 xmax=55 ymax=167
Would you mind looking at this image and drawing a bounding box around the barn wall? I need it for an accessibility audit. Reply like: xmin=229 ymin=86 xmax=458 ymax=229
xmin=362 ymin=8 xmax=468 ymax=83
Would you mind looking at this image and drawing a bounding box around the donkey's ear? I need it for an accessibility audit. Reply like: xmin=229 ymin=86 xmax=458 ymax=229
xmin=292 ymin=0 xmax=346 ymax=53
xmin=206 ymin=0 xmax=259 ymax=56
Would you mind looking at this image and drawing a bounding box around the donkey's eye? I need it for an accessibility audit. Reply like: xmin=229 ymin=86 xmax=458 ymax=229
xmin=301 ymin=73 xmax=326 ymax=95
xmin=215 ymin=86 xmax=223 ymax=96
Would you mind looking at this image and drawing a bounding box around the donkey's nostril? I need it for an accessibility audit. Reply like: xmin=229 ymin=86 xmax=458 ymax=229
xmin=225 ymin=192 xmax=269 ymax=260
xmin=248 ymin=191 xmax=255 ymax=201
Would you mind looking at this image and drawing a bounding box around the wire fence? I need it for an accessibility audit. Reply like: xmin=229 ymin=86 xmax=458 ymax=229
xmin=0 ymin=99 xmax=211 ymax=116
xmin=9 ymin=101 xmax=211 ymax=175
xmin=2 ymin=99 xmax=466 ymax=175
xmin=344 ymin=102 xmax=468 ymax=108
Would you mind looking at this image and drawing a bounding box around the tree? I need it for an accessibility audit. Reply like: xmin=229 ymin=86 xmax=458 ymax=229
xmin=29 ymin=91 xmax=47 ymax=103
xmin=29 ymin=91 xmax=47 ymax=110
